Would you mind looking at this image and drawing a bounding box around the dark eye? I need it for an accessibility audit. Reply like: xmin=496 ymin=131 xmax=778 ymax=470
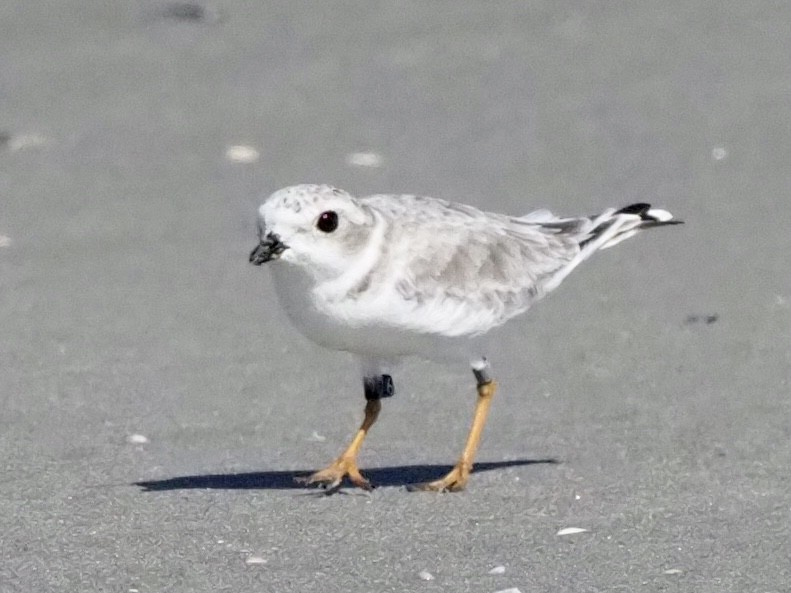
xmin=316 ymin=210 xmax=339 ymax=233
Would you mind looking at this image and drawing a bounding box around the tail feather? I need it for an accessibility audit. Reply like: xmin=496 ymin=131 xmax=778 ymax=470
xmin=580 ymin=202 xmax=682 ymax=250
xmin=533 ymin=202 xmax=680 ymax=294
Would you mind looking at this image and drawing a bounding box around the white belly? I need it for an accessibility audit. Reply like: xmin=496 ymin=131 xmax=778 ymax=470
xmin=269 ymin=263 xmax=488 ymax=363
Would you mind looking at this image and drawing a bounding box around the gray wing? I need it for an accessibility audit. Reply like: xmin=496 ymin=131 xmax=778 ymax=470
xmin=363 ymin=194 xmax=581 ymax=322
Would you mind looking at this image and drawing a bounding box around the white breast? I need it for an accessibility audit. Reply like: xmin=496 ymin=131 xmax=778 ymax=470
xmin=269 ymin=262 xmax=489 ymax=362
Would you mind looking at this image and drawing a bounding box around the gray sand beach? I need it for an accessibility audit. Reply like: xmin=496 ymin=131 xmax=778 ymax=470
xmin=2 ymin=2 xmax=790 ymax=592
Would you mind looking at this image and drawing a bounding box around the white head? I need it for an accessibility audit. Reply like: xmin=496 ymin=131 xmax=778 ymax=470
xmin=250 ymin=184 xmax=376 ymax=279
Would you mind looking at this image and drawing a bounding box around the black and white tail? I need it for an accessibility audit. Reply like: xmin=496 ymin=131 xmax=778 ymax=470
xmin=533 ymin=202 xmax=682 ymax=293
xmin=579 ymin=202 xmax=683 ymax=250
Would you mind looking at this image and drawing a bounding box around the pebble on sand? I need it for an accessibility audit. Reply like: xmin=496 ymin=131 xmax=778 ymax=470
xmin=417 ymin=570 xmax=434 ymax=581
xmin=488 ymin=565 xmax=506 ymax=575
xmin=0 ymin=235 xmax=11 ymax=247
xmin=492 ymin=588 xmax=522 ymax=593
xmin=245 ymin=556 xmax=267 ymax=565
xmin=126 ymin=434 xmax=149 ymax=444
xmin=160 ymin=2 xmax=223 ymax=24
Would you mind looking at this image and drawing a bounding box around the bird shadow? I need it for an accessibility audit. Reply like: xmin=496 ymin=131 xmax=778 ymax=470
xmin=135 ymin=459 xmax=557 ymax=492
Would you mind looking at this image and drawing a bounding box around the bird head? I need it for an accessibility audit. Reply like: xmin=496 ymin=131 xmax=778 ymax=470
xmin=250 ymin=184 xmax=376 ymax=280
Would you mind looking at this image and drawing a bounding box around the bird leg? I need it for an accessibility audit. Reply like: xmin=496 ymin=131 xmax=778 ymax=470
xmin=296 ymin=375 xmax=393 ymax=491
xmin=410 ymin=361 xmax=497 ymax=492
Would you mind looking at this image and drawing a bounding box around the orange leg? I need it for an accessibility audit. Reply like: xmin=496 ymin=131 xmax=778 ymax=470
xmin=296 ymin=398 xmax=381 ymax=491
xmin=411 ymin=365 xmax=497 ymax=492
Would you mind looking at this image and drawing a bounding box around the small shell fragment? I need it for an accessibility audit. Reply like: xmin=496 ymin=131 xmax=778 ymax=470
xmin=345 ymin=152 xmax=383 ymax=168
xmin=226 ymin=145 xmax=260 ymax=163
xmin=7 ymin=133 xmax=51 ymax=151
xmin=556 ymin=527 xmax=588 ymax=536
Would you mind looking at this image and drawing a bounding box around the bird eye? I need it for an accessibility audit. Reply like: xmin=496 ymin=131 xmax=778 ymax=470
xmin=316 ymin=210 xmax=339 ymax=233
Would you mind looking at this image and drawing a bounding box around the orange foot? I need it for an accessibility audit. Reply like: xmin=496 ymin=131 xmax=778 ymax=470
xmin=408 ymin=462 xmax=471 ymax=493
xmin=295 ymin=456 xmax=373 ymax=491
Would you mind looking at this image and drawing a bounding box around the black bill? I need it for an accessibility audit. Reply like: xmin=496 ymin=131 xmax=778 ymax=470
xmin=249 ymin=232 xmax=288 ymax=265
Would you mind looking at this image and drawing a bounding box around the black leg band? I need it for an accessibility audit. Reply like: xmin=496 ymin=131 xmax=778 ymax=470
xmin=364 ymin=374 xmax=395 ymax=401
